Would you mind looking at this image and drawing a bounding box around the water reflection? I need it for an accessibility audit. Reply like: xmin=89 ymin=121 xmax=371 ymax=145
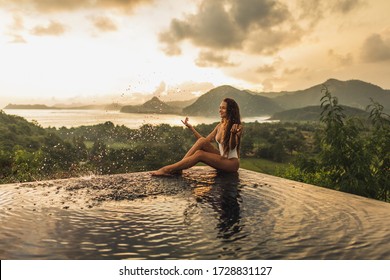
xmin=191 ymin=171 xmax=244 ymax=242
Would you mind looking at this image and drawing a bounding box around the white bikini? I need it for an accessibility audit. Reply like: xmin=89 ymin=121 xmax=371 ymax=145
xmin=215 ymin=138 xmax=238 ymax=159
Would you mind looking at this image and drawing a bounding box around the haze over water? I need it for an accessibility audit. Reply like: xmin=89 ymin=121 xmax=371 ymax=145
xmin=3 ymin=109 xmax=273 ymax=129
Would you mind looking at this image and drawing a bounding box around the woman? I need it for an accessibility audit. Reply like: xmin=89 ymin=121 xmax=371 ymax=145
xmin=151 ymin=98 xmax=243 ymax=176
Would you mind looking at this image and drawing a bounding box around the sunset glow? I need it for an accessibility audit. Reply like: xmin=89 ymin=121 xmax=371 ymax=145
xmin=1 ymin=0 xmax=390 ymax=108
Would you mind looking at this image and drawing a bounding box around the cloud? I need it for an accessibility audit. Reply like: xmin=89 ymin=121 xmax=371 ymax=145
xmin=9 ymin=34 xmax=27 ymax=43
xmin=164 ymin=81 xmax=215 ymax=101
xmin=295 ymin=0 xmax=362 ymax=28
xmin=195 ymin=51 xmax=237 ymax=67
xmin=31 ymin=20 xmax=67 ymax=36
xmin=361 ymin=33 xmax=390 ymax=62
xmin=328 ymin=49 xmax=354 ymax=66
xmin=152 ymin=81 xmax=167 ymax=97
xmin=231 ymin=0 xmax=290 ymax=29
xmin=283 ymin=67 xmax=306 ymax=75
xmin=10 ymin=14 xmax=24 ymax=30
xmin=159 ymin=1 xmax=243 ymax=51
xmin=256 ymin=64 xmax=276 ymax=74
xmin=159 ymin=0 xmax=300 ymax=57
xmin=245 ymin=24 xmax=303 ymax=55
xmin=331 ymin=0 xmax=363 ymax=14
xmin=89 ymin=15 xmax=118 ymax=32
xmin=5 ymin=14 xmax=26 ymax=43
xmin=0 ymin=0 xmax=153 ymax=13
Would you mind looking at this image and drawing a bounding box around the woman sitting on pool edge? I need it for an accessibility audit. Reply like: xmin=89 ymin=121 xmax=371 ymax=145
xmin=151 ymin=98 xmax=243 ymax=176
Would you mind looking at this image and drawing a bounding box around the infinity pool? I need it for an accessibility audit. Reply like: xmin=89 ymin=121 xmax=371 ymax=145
xmin=1 ymin=167 xmax=389 ymax=259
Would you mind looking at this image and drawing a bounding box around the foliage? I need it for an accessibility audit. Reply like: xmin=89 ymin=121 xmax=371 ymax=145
xmin=281 ymin=86 xmax=390 ymax=201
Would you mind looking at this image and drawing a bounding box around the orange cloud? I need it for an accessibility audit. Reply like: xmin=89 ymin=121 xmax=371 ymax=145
xmin=195 ymin=51 xmax=237 ymax=68
xmin=159 ymin=0 xmax=364 ymax=59
xmin=361 ymin=33 xmax=390 ymax=62
xmin=328 ymin=49 xmax=354 ymax=66
xmin=89 ymin=15 xmax=118 ymax=32
xmin=31 ymin=20 xmax=67 ymax=36
xmin=0 ymin=0 xmax=153 ymax=13
xmin=9 ymin=34 xmax=27 ymax=43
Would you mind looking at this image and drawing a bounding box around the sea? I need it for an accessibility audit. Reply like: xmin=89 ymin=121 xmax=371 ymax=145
xmin=3 ymin=109 xmax=274 ymax=129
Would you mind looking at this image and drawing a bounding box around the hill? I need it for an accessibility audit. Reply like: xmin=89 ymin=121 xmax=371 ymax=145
xmin=165 ymin=98 xmax=197 ymax=109
xmin=269 ymin=105 xmax=369 ymax=121
xmin=272 ymin=79 xmax=390 ymax=112
xmin=4 ymin=103 xmax=123 ymax=111
xmin=4 ymin=104 xmax=54 ymax=109
xmin=120 ymin=97 xmax=181 ymax=114
xmin=182 ymin=85 xmax=283 ymax=117
xmin=0 ymin=110 xmax=46 ymax=151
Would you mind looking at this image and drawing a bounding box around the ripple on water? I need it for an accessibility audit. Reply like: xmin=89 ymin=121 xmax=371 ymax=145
xmin=1 ymin=168 xmax=390 ymax=259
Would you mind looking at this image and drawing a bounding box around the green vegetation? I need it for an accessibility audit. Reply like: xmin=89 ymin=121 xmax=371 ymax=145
xmin=240 ymin=158 xmax=289 ymax=174
xmin=279 ymin=86 xmax=389 ymax=202
xmin=269 ymin=105 xmax=369 ymax=121
xmin=0 ymin=110 xmax=310 ymax=183
xmin=1 ymin=85 xmax=389 ymax=203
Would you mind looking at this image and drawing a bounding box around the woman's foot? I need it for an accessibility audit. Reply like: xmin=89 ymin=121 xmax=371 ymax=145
xmin=150 ymin=168 xmax=173 ymax=177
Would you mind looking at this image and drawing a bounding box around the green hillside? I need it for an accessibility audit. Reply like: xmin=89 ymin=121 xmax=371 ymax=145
xmin=270 ymin=105 xmax=369 ymax=121
xmin=182 ymin=85 xmax=283 ymax=117
xmin=0 ymin=110 xmax=47 ymax=151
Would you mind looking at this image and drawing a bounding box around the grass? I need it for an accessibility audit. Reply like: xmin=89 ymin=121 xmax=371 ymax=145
xmin=240 ymin=157 xmax=289 ymax=176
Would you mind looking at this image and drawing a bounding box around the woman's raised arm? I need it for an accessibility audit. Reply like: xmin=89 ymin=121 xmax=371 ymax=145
xmin=181 ymin=117 xmax=203 ymax=139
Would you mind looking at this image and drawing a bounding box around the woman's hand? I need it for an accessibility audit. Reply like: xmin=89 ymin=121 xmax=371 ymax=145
xmin=181 ymin=117 xmax=192 ymax=128
xmin=231 ymin=124 xmax=242 ymax=135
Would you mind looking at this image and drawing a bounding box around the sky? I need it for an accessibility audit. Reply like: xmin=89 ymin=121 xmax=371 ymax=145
xmin=0 ymin=0 xmax=390 ymax=107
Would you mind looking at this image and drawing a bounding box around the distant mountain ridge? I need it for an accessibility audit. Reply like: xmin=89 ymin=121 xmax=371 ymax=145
xmin=4 ymin=79 xmax=389 ymax=117
xmin=271 ymin=79 xmax=390 ymax=112
xmin=4 ymin=103 xmax=123 ymax=110
xmin=120 ymin=97 xmax=181 ymax=114
xmin=182 ymin=85 xmax=283 ymax=117
xmin=269 ymin=105 xmax=369 ymax=121
xmin=4 ymin=104 xmax=54 ymax=109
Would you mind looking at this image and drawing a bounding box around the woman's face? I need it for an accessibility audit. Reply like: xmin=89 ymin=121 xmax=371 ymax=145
xmin=219 ymin=101 xmax=228 ymax=119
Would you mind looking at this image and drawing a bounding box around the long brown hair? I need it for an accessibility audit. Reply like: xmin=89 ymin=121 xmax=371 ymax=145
xmin=222 ymin=98 xmax=241 ymax=157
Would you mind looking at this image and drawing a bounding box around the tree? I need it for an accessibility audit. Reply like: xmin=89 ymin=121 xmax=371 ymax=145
xmin=282 ymin=86 xmax=389 ymax=201
xmin=366 ymin=100 xmax=390 ymax=201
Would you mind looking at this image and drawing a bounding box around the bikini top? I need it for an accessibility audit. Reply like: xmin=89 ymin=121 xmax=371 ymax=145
xmin=215 ymin=138 xmax=239 ymax=159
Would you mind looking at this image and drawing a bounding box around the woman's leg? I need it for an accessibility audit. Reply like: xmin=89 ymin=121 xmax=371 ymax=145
xmin=183 ymin=137 xmax=219 ymax=159
xmin=151 ymin=150 xmax=239 ymax=176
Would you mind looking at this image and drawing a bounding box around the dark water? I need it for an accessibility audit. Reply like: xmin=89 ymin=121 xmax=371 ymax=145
xmin=1 ymin=168 xmax=389 ymax=259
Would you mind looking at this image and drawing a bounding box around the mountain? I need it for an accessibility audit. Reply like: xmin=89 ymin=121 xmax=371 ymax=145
xmin=165 ymin=98 xmax=197 ymax=109
xmin=272 ymin=79 xmax=390 ymax=111
xmin=4 ymin=103 xmax=124 ymax=111
xmin=0 ymin=110 xmax=46 ymax=151
xmin=269 ymin=105 xmax=369 ymax=121
xmin=120 ymin=97 xmax=181 ymax=114
xmin=182 ymin=85 xmax=283 ymax=117
xmin=4 ymin=104 xmax=54 ymax=109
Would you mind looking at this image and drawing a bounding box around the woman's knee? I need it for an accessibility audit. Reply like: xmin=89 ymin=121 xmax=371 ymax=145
xmin=193 ymin=150 xmax=205 ymax=159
